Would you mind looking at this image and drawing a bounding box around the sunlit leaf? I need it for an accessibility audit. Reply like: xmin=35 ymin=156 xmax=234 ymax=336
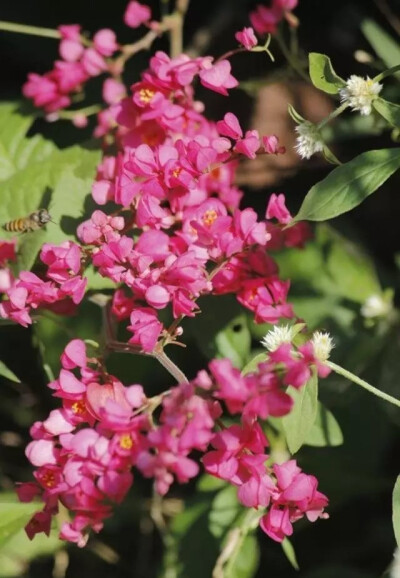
xmin=373 ymin=98 xmax=400 ymax=128
xmin=309 ymin=53 xmax=345 ymax=94
xmin=0 ymin=361 xmax=20 ymax=383
xmin=293 ymin=149 xmax=400 ymax=222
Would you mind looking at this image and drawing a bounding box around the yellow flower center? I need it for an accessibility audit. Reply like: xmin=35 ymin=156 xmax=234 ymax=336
xmin=120 ymin=434 xmax=133 ymax=450
xmin=202 ymin=209 xmax=218 ymax=227
xmin=139 ymin=88 xmax=155 ymax=104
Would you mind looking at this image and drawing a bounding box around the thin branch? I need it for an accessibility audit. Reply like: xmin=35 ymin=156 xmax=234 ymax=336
xmin=0 ymin=20 xmax=61 ymax=39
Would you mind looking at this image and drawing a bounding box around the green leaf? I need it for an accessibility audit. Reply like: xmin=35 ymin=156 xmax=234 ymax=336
xmin=282 ymin=372 xmax=319 ymax=454
xmin=373 ymin=98 xmax=400 ymax=128
xmin=241 ymin=352 xmax=268 ymax=376
xmin=309 ymin=53 xmax=345 ymax=94
xmin=0 ymin=103 xmax=54 ymax=182
xmin=0 ymin=361 xmax=20 ymax=383
xmin=209 ymin=485 xmax=241 ymax=539
xmin=84 ymin=266 xmax=116 ymax=291
xmin=325 ymin=235 xmax=381 ymax=304
xmin=305 ymin=402 xmax=343 ymax=447
xmin=0 ymin=500 xmax=40 ymax=547
xmin=48 ymin=147 xmax=101 ymax=245
xmin=227 ymin=535 xmax=259 ymax=578
xmin=281 ymin=537 xmax=299 ymax=570
xmin=288 ymin=104 xmax=306 ymax=124
xmin=0 ymin=145 xmax=100 ymax=272
xmin=293 ymin=148 xmax=400 ymax=222
xmin=361 ymin=19 xmax=400 ymax=73
xmin=214 ymin=313 xmax=251 ymax=369
xmin=392 ymin=476 xmax=400 ymax=547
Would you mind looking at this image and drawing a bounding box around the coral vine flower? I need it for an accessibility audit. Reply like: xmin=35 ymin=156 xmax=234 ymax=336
xmin=199 ymin=60 xmax=239 ymax=96
xmin=124 ymin=1 xmax=152 ymax=28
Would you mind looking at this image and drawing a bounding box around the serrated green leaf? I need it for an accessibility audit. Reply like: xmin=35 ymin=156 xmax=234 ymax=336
xmin=282 ymin=372 xmax=318 ymax=454
xmin=361 ymin=19 xmax=400 ymax=74
xmin=309 ymin=53 xmax=345 ymax=94
xmin=0 ymin=361 xmax=20 ymax=383
xmin=0 ymin=501 xmax=40 ymax=547
xmin=373 ymin=98 xmax=400 ymax=128
xmin=281 ymin=537 xmax=300 ymax=570
xmin=305 ymin=402 xmax=343 ymax=447
xmin=293 ymin=148 xmax=400 ymax=222
xmin=393 ymin=476 xmax=400 ymax=547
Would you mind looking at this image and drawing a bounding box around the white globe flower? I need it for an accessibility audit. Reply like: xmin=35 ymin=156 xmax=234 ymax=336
xmin=339 ymin=75 xmax=382 ymax=116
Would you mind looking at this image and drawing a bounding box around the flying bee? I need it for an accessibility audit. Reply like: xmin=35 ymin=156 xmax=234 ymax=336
xmin=2 ymin=208 xmax=52 ymax=233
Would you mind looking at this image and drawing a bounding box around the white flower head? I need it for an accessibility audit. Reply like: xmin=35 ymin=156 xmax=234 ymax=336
xmin=361 ymin=293 xmax=391 ymax=319
xmin=294 ymin=122 xmax=324 ymax=159
xmin=261 ymin=324 xmax=295 ymax=352
xmin=339 ymin=75 xmax=382 ymax=116
xmin=311 ymin=331 xmax=334 ymax=362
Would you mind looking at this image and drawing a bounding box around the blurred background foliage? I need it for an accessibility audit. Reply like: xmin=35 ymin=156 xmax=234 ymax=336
xmin=1 ymin=0 xmax=400 ymax=576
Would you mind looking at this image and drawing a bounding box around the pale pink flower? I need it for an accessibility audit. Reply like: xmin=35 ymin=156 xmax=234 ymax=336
xmin=124 ymin=1 xmax=152 ymax=28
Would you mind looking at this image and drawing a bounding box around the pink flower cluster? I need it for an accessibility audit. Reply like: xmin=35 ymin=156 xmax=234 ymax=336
xmin=0 ymin=241 xmax=87 ymax=326
xmin=203 ymin=423 xmax=328 ymax=542
xmin=250 ymin=0 xmax=299 ymax=35
xmin=18 ymin=336 xmax=329 ymax=546
xmin=23 ymin=24 xmax=119 ymax=116
xmin=17 ymin=339 xmax=149 ymax=546
xmin=0 ymin=239 xmax=16 ymax=293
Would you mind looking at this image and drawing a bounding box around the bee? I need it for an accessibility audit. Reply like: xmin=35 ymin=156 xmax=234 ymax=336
xmin=2 ymin=209 xmax=52 ymax=234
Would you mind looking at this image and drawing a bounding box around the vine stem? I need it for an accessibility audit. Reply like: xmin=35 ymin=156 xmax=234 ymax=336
xmin=0 ymin=20 xmax=61 ymax=39
xmin=317 ymin=101 xmax=348 ymax=130
xmin=153 ymin=348 xmax=189 ymax=384
xmin=212 ymin=509 xmax=261 ymax=578
xmin=274 ymin=30 xmax=309 ymax=82
xmin=168 ymin=0 xmax=191 ymax=58
xmin=106 ymin=340 xmax=189 ymax=384
xmin=373 ymin=63 xmax=400 ymax=83
xmin=327 ymin=361 xmax=400 ymax=409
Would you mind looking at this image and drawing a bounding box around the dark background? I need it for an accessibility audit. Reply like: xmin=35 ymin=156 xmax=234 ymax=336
xmin=1 ymin=1 xmax=400 ymax=577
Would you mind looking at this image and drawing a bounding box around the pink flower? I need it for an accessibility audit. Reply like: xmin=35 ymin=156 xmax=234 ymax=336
xmin=61 ymin=339 xmax=87 ymax=370
xmin=124 ymin=1 xmax=152 ymax=28
xmin=235 ymin=27 xmax=258 ymax=50
xmin=199 ymin=60 xmax=239 ymax=96
xmin=128 ymin=308 xmax=163 ymax=352
xmin=0 ymin=240 xmax=16 ymax=266
xmin=93 ymin=29 xmax=118 ymax=57
xmin=234 ymin=130 xmax=261 ymax=159
xmin=266 ymin=193 xmax=292 ymax=225
xmin=103 ymin=78 xmax=126 ymax=105
xmin=25 ymin=511 xmax=52 ymax=540
xmin=260 ymin=505 xmax=293 ymax=541
xmin=216 ymin=112 xmax=243 ymax=139
xmin=262 ymin=135 xmax=286 ymax=155
xmin=82 ymin=48 xmax=107 ymax=77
